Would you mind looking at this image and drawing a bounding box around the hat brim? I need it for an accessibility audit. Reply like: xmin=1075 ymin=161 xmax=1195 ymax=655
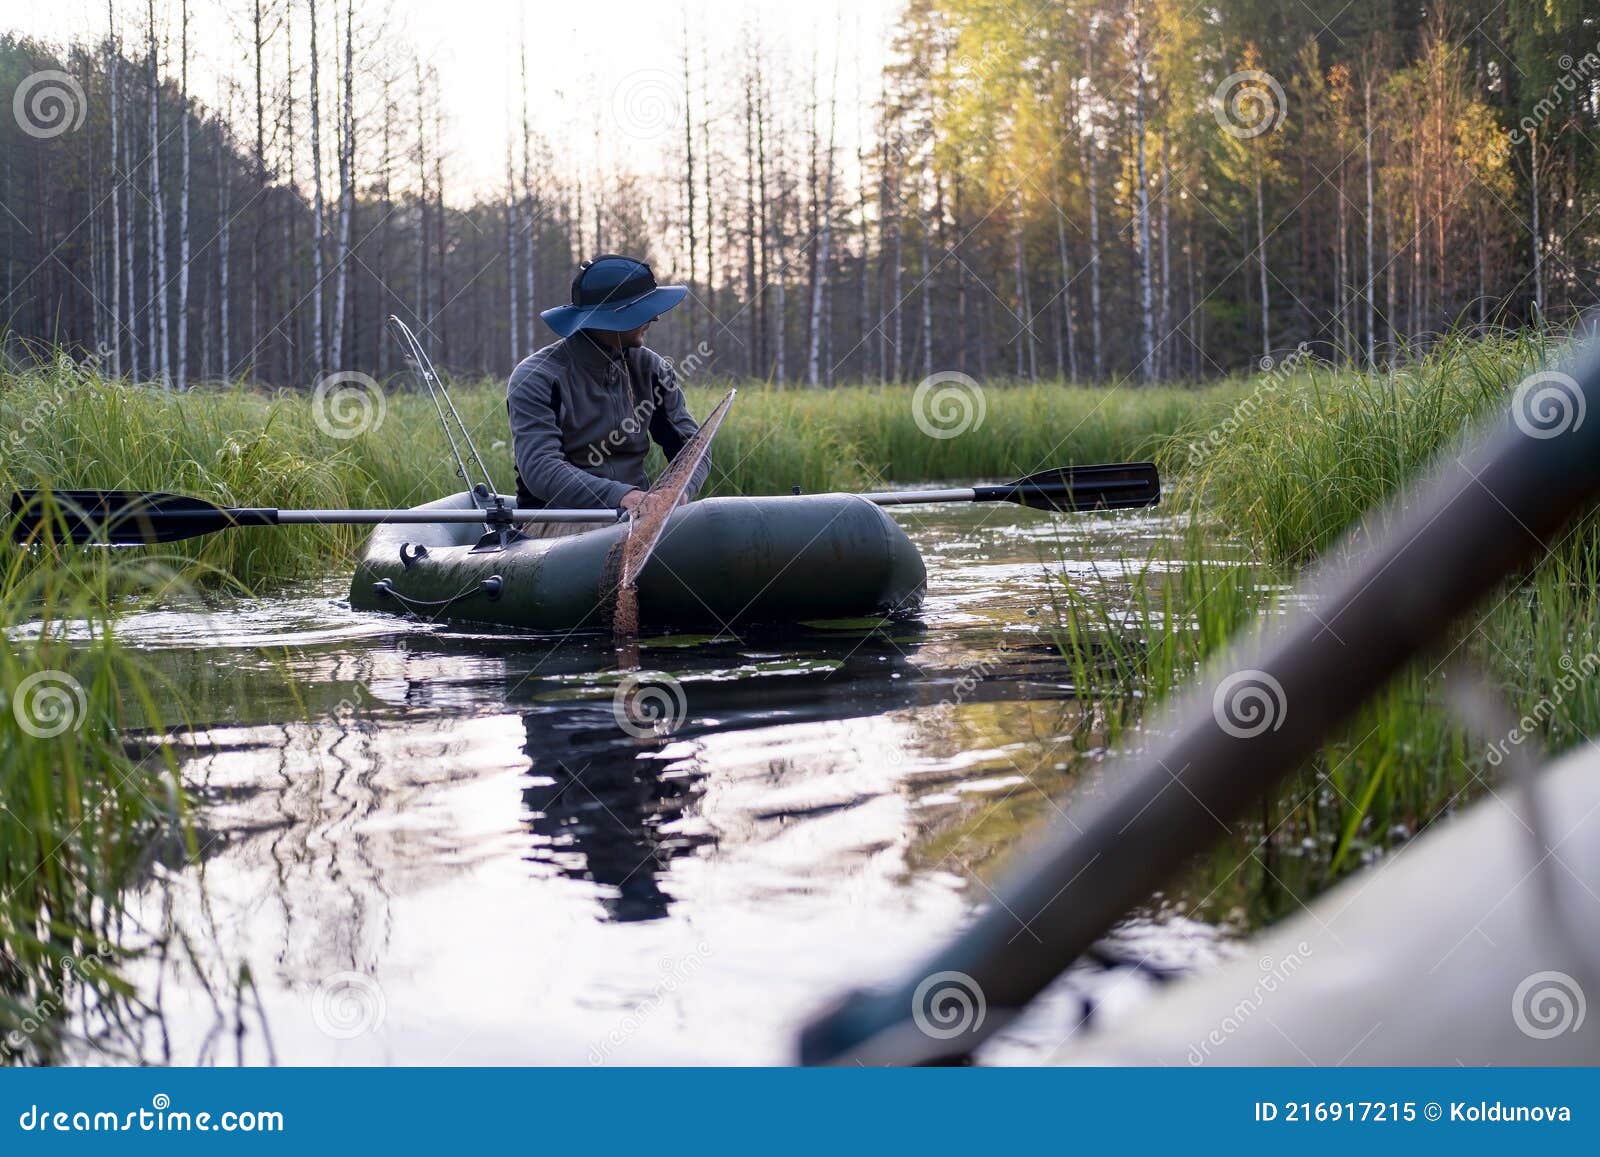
xmin=540 ymin=285 xmax=689 ymax=338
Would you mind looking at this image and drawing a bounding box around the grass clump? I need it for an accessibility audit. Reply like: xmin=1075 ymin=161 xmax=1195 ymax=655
xmin=0 ymin=542 xmax=193 ymax=1063
xmin=1049 ymin=330 xmax=1600 ymax=925
xmin=3 ymin=357 xmax=1241 ymax=589
xmin=1183 ymin=331 xmax=1550 ymax=564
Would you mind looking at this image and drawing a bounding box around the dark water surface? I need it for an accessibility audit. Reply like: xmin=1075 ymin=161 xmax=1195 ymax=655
xmin=90 ymin=504 xmax=1231 ymax=1065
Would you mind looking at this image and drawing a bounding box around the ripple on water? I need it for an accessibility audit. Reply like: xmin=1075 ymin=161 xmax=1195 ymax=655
xmin=72 ymin=502 xmax=1225 ymax=1064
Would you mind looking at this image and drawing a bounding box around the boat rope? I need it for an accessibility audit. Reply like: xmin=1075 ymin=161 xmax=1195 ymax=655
xmin=371 ymin=575 xmax=503 ymax=615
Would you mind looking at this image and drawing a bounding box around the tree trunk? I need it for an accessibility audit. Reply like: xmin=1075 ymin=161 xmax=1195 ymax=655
xmin=148 ymin=1 xmax=170 ymax=387
xmin=218 ymin=102 xmax=231 ymax=380
xmin=1158 ymin=134 xmax=1170 ymax=378
xmin=522 ymin=37 xmax=537 ymax=346
xmin=743 ymin=67 xmax=758 ymax=377
xmin=331 ymin=0 xmax=355 ymax=369
xmin=1133 ymin=15 xmax=1154 ymax=381
xmin=757 ymin=69 xmax=772 ymax=376
xmin=701 ymin=35 xmax=715 ymax=324
xmin=251 ymin=0 xmax=267 ymax=366
xmin=309 ymin=0 xmax=326 ymax=375
xmin=1531 ymin=128 xmax=1544 ymax=321
xmin=506 ymin=123 xmax=518 ymax=365
xmin=107 ymin=3 xmax=123 ymax=377
xmin=681 ymin=20 xmax=696 ymax=349
xmin=416 ymin=59 xmax=429 ymax=327
xmin=125 ymin=60 xmax=140 ymax=383
xmin=284 ymin=7 xmax=298 ymax=379
xmin=176 ymin=0 xmax=190 ymax=389
xmin=1055 ymin=169 xmax=1077 ymax=382
xmin=920 ymin=192 xmax=933 ymax=381
xmin=1085 ymin=37 xmax=1103 ymax=379
xmin=1364 ymin=75 xmax=1375 ymax=368
xmin=433 ymin=87 xmax=446 ymax=356
xmin=1384 ymin=195 xmax=1397 ymax=366
xmin=807 ymin=59 xmax=838 ymax=386
xmin=1255 ymin=163 xmax=1269 ymax=360
xmin=1335 ymin=156 xmax=1348 ymax=363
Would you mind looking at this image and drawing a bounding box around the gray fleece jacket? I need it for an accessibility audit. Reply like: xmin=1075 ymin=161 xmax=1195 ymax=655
xmin=506 ymin=332 xmax=710 ymax=508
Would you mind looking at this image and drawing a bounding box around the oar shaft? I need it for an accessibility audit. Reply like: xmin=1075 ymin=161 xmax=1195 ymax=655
xmin=272 ymin=508 xmax=619 ymax=525
xmin=860 ymin=488 xmax=977 ymax=506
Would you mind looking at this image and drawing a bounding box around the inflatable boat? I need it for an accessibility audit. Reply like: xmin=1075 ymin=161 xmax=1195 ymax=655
xmin=347 ymin=490 xmax=928 ymax=632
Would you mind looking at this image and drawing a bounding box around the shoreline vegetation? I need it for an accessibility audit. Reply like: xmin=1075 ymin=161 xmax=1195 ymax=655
xmin=3 ymin=329 xmax=1593 ymax=1052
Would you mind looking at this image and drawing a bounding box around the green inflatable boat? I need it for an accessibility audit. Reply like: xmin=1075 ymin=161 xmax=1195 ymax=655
xmin=348 ymin=490 xmax=927 ymax=632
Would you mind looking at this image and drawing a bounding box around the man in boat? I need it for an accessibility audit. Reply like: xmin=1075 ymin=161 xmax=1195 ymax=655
xmin=507 ymin=254 xmax=709 ymax=529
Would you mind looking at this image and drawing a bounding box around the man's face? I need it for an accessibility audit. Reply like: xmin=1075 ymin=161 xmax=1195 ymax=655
xmin=592 ymin=320 xmax=653 ymax=350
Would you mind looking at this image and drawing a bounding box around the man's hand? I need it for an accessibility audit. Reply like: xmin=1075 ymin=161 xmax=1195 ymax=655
xmin=620 ymin=489 xmax=691 ymax=514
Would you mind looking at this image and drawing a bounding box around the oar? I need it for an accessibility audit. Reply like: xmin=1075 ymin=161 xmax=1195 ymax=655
xmin=603 ymin=387 xmax=737 ymax=641
xmin=861 ymin=461 xmax=1160 ymax=512
xmin=8 ymin=461 xmax=1159 ymax=548
xmin=6 ymin=490 xmax=626 ymax=546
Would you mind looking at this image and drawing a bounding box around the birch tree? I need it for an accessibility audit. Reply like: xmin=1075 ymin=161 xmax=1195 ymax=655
xmin=176 ymin=0 xmax=191 ymax=390
xmin=106 ymin=1 xmax=122 ymax=377
xmin=147 ymin=0 xmax=170 ymax=387
xmin=330 ymin=0 xmax=355 ymax=369
xmin=309 ymin=0 xmax=325 ymax=374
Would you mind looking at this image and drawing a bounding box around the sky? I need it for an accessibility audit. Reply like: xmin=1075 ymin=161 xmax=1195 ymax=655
xmin=1 ymin=0 xmax=898 ymax=197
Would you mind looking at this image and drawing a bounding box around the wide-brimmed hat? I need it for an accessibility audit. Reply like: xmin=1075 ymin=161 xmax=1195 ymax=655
xmin=539 ymin=254 xmax=688 ymax=338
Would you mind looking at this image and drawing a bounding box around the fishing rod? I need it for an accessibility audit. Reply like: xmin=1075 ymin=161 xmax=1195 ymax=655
xmin=388 ymin=315 xmax=501 ymax=509
xmin=798 ymin=329 xmax=1600 ymax=1066
xmin=8 ymin=462 xmax=1159 ymax=547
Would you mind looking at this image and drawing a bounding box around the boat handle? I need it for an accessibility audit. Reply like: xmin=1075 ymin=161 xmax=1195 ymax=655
xmin=371 ymin=574 xmax=503 ymax=612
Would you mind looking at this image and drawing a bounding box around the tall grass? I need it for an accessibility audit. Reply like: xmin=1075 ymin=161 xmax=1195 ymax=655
xmin=1182 ymin=331 xmax=1549 ymax=564
xmin=0 ymin=543 xmax=191 ymax=1063
xmin=3 ymin=356 xmax=1241 ymax=588
xmin=1049 ymin=330 xmax=1600 ymax=923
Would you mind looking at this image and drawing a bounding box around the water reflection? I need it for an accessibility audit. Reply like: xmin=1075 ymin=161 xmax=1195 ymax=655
xmin=519 ymin=725 xmax=704 ymax=923
xmin=68 ymin=504 xmax=1224 ymax=1064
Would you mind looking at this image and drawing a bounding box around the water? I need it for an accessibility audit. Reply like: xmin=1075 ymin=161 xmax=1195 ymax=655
xmin=86 ymin=504 xmax=1231 ymax=1065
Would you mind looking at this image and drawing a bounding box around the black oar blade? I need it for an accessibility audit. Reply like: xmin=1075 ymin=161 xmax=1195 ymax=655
xmin=977 ymin=462 xmax=1161 ymax=512
xmin=9 ymin=489 xmax=241 ymax=545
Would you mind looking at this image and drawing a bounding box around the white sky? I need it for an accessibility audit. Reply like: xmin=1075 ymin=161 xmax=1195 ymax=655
xmin=3 ymin=0 xmax=897 ymax=197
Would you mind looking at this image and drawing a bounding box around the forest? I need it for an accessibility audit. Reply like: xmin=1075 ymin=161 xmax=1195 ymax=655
xmin=0 ymin=0 xmax=1596 ymax=389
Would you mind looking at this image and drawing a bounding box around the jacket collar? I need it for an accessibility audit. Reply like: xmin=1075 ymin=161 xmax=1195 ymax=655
xmin=566 ymin=330 xmax=628 ymax=377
